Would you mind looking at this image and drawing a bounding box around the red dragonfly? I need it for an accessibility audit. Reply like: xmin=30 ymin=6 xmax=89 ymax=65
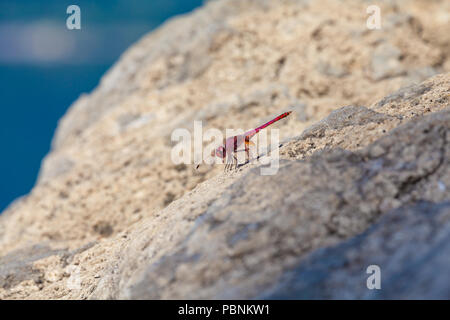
xmin=199 ymin=111 xmax=292 ymax=170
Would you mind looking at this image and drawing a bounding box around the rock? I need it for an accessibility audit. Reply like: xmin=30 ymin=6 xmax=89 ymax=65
xmin=316 ymin=59 xmax=348 ymax=78
xmin=291 ymin=101 xmax=309 ymax=122
xmin=37 ymin=153 xmax=74 ymax=184
xmin=260 ymin=201 xmax=450 ymax=299
xmin=405 ymin=66 xmax=439 ymax=86
xmin=0 ymin=243 xmax=95 ymax=299
xmin=0 ymin=0 xmax=449 ymax=299
xmin=0 ymin=245 xmax=60 ymax=291
xmin=281 ymin=74 xmax=449 ymax=161
xmin=95 ymin=107 xmax=450 ymax=299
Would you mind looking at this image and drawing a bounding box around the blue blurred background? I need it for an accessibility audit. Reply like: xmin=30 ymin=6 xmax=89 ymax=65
xmin=0 ymin=0 xmax=204 ymax=213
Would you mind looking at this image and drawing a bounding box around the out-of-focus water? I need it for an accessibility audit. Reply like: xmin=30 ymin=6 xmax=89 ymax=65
xmin=0 ymin=0 xmax=203 ymax=213
xmin=0 ymin=64 xmax=110 ymax=211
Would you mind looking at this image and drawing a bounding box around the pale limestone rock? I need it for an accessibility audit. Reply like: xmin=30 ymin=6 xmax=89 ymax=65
xmin=0 ymin=0 xmax=449 ymax=299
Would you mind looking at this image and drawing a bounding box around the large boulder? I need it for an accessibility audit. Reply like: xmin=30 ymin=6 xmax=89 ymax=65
xmin=0 ymin=0 xmax=449 ymax=299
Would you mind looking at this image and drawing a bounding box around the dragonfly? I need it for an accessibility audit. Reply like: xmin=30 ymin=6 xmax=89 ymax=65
xmin=198 ymin=111 xmax=292 ymax=170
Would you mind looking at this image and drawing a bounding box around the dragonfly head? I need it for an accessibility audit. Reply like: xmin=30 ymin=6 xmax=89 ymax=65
xmin=213 ymin=146 xmax=226 ymax=158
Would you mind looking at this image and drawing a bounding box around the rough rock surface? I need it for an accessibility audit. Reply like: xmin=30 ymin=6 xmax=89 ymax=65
xmin=0 ymin=0 xmax=449 ymax=299
xmin=260 ymin=201 xmax=450 ymax=299
xmin=99 ymin=105 xmax=450 ymax=299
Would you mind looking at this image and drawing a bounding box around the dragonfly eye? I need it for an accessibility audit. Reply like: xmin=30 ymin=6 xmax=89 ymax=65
xmin=216 ymin=146 xmax=225 ymax=158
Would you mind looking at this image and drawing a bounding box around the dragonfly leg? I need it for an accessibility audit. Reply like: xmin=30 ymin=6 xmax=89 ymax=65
xmin=233 ymin=154 xmax=238 ymax=170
